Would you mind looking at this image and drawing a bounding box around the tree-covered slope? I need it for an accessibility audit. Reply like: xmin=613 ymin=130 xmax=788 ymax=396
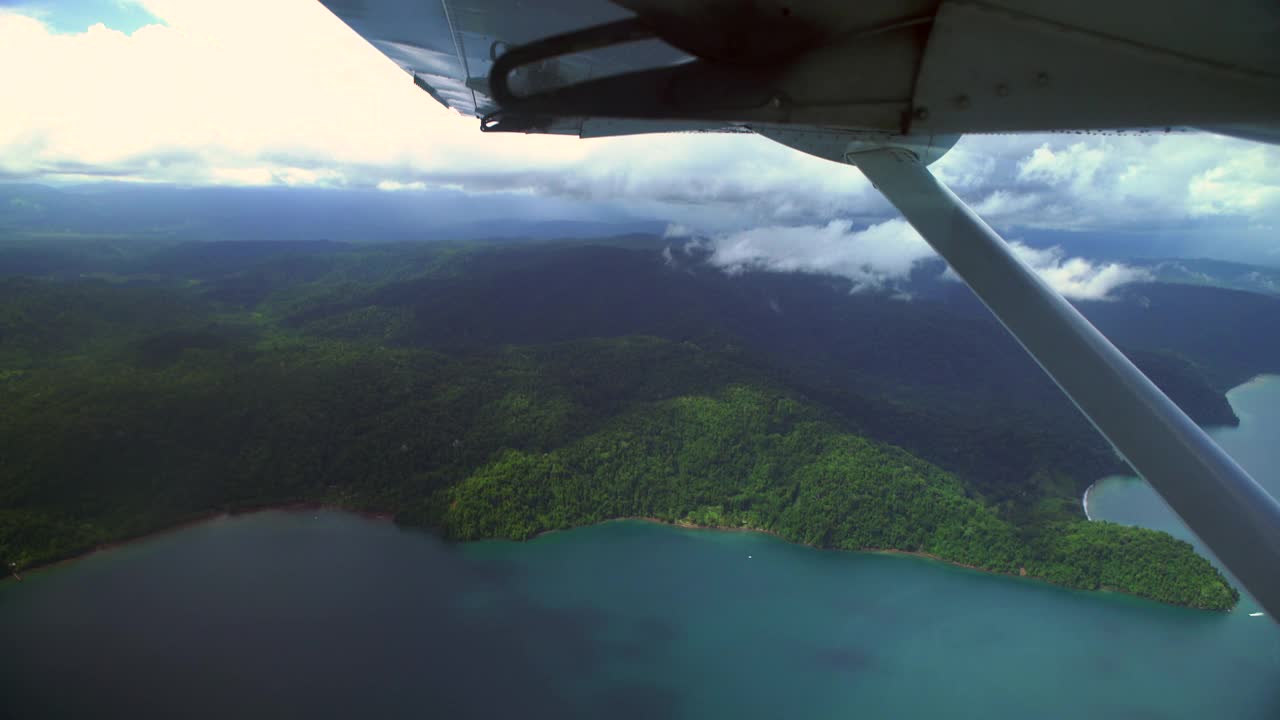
xmin=443 ymin=386 xmax=1234 ymax=610
xmin=1 ymin=238 xmax=1268 ymax=612
xmin=284 ymin=243 xmax=1268 ymax=509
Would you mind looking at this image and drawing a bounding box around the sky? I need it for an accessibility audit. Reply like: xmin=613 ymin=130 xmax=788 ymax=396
xmin=1 ymin=0 xmax=1278 ymax=296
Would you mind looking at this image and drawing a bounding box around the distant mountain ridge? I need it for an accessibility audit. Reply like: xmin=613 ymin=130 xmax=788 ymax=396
xmin=1136 ymin=258 xmax=1280 ymax=296
xmin=0 ymin=182 xmax=663 ymax=243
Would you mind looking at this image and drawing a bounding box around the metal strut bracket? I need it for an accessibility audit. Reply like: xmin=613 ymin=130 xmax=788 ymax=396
xmin=480 ymin=12 xmax=924 ymax=134
xmin=482 ymin=18 xmax=660 ymax=133
xmin=488 ymin=18 xmax=655 ymax=107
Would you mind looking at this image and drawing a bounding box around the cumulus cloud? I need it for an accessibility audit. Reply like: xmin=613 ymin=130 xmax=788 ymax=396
xmin=939 ymin=133 xmax=1280 ymax=232
xmin=0 ymin=1 xmax=589 ymax=185
xmin=686 ymin=219 xmax=933 ymax=292
xmin=1008 ymin=243 xmax=1152 ymax=301
xmin=674 ymin=221 xmax=1149 ymax=300
xmin=1187 ymin=148 xmax=1280 ymax=217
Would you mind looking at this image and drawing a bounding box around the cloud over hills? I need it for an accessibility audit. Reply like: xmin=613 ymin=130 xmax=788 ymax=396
xmin=671 ymin=221 xmax=1151 ymax=300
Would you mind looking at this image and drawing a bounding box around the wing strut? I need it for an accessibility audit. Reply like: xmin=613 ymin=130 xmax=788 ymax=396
xmin=852 ymin=148 xmax=1280 ymax=617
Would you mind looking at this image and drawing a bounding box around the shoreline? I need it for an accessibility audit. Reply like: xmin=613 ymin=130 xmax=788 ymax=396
xmin=537 ymin=516 xmax=1233 ymax=609
xmin=6 ymin=509 xmax=1027 ymax=588
xmin=4 ymin=508 xmax=1226 ymax=611
xmin=1 ymin=502 xmax=394 ymax=583
xmin=1080 ymin=373 xmax=1278 ymax=524
xmin=612 ymin=516 xmax=1021 ymax=578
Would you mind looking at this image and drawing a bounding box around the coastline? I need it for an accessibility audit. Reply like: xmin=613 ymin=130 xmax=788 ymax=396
xmin=1081 ymin=373 xmax=1279 ymax=525
xmin=543 ymin=516 xmax=1234 ymax=609
xmin=1230 ymin=373 xmax=1270 ymax=392
xmin=5 ymin=509 xmax=1028 ymax=589
xmin=612 ymin=516 xmax=1021 ymax=579
xmin=5 ymin=507 xmax=1229 ymax=611
xmin=1 ymin=502 xmax=394 ymax=583
xmin=540 ymin=512 xmax=1029 ymax=579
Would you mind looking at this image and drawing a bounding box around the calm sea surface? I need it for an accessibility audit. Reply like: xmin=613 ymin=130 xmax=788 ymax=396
xmin=3 ymin=379 xmax=1280 ymax=719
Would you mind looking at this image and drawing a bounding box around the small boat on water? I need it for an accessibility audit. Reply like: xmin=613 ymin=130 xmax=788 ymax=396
xmin=1248 ymin=612 xmax=1265 ymax=617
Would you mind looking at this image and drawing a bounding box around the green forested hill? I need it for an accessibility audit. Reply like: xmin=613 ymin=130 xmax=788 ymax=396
xmin=1 ymin=238 xmax=1265 ymax=611
xmin=445 ymin=387 xmax=1232 ymax=609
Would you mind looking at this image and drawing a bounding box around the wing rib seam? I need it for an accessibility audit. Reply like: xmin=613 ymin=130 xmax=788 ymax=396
xmin=439 ymin=0 xmax=479 ymax=112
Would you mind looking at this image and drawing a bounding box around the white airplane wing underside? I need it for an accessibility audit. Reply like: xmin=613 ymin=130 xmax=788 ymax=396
xmin=320 ymin=0 xmax=1280 ymax=139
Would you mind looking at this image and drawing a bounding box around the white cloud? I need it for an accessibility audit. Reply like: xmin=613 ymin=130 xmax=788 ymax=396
xmin=376 ymin=180 xmax=427 ymax=192
xmin=1018 ymin=142 xmax=1108 ymax=191
xmin=0 ymin=1 xmax=1276 ymax=253
xmin=1187 ymin=147 xmax=1280 ymax=217
xmin=1008 ymin=243 xmax=1151 ymax=301
xmin=971 ymin=189 xmax=1044 ymax=217
xmin=678 ymin=221 xmax=1149 ymax=300
xmin=943 ymin=134 xmax=1280 ymax=232
xmin=0 ymin=2 xmax=589 ymax=185
xmin=690 ymin=219 xmax=934 ymax=292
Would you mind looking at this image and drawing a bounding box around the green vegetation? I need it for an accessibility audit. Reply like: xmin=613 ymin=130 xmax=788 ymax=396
xmin=1 ymin=238 xmax=1262 ymax=611
xmin=1026 ymin=519 xmax=1238 ymax=610
xmin=443 ymin=387 xmax=1232 ymax=609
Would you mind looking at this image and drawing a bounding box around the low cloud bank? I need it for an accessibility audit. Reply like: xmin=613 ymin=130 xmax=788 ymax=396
xmin=668 ymin=221 xmax=1150 ymax=301
xmin=1008 ymin=243 xmax=1151 ymax=300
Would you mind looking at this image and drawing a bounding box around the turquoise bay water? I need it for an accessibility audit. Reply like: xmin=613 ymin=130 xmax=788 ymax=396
xmin=2 ymin=378 xmax=1279 ymax=718
xmin=4 ymin=513 xmax=1279 ymax=718
xmin=1089 ymin=375 xmax=1280 ymax=614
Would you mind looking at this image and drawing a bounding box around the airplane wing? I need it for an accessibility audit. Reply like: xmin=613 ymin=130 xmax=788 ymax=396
xmin=321 ymin=0 xmax=1279 ymax=142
